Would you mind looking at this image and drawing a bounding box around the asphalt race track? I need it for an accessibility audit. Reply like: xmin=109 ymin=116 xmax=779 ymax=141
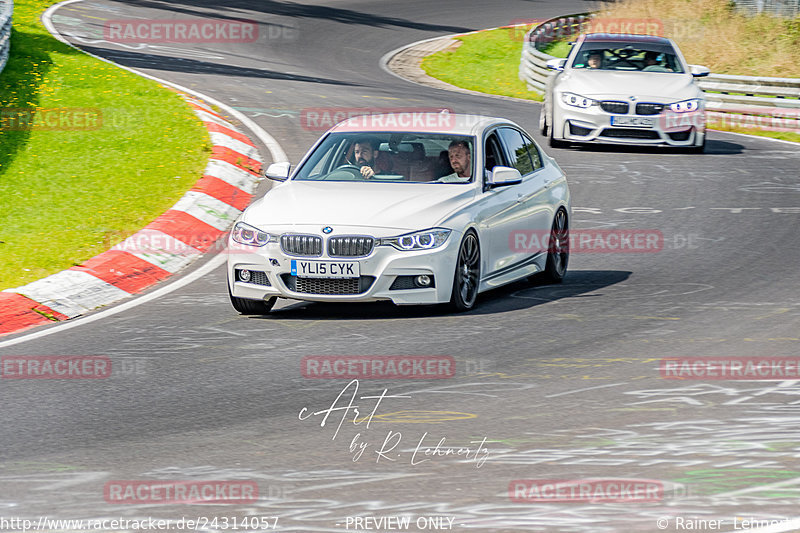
xmin=2 ymin=0 xmax=800 ymax=531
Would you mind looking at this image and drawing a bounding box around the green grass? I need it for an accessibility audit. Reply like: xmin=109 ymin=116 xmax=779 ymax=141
xmin=704 ymin=122 xmax=800 ymax=143
xmin=421 ymin=26 xmax=543 ymax=101
xmin=0 ymin=0 xmax=211 ymax=290
xmin=541 ymin=40 xmax=572 ymax=59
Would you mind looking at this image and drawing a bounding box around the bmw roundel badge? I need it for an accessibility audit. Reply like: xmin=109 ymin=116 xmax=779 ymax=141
xmin=322 ymin=226 xmax=333 ymax=234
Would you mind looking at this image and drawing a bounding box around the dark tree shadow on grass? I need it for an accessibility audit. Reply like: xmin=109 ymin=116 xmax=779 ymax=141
xmin=0 ymin=28 xmax=83 ymax=179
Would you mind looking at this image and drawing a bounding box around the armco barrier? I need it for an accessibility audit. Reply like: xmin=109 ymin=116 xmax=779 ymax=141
xmin=519 ymin=13 xmax=800 ymax=131
xmin=0 ymin=0 xmax=12 ymax=75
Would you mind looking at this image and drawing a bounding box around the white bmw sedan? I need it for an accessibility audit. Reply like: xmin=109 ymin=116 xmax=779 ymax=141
xmin=541 ymin=34 xmax=709 ymax=152
xmin=226 ymin=113 xmax=571 ymax=314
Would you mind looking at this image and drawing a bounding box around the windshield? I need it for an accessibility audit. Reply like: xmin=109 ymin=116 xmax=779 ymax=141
xmin=293 ymin=132 xmax=475 ymax=183
xmin=571 ymin=41 xmax=685 ymax=73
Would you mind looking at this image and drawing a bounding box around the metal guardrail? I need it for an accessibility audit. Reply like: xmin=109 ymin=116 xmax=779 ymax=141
xmin=518 ymin=14 xmax=592 ymax=93
xmin=519 ymin=13 xmax=800 ymax=132
xmin=0 ymin=0 xmax=12 ymax=75
xmin=732 ymin=0 xmax=800 ymax=17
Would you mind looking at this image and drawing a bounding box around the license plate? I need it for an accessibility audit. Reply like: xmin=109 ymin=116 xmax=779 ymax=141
xmin=291 ymin=259 xmax=360 ymax=278
xmin=610 ymin=116 xmax=655 ymax=128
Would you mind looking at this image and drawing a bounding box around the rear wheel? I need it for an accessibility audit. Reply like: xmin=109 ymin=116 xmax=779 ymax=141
xmin=542 ymin=208 xmax=569 ymax=283
xmin=449 ymin=232 xmax=480 ymax=311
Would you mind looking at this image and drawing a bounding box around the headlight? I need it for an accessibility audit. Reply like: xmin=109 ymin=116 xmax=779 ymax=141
xmin=380 ymin=228 xmax=451 ymax=251
xmin=669 ymin=99 xmax=701 ymax=113
xmin=231 ymin=221 xmax=272 ymax=246
xmin=561 ymin=92 xmax=596 ymax=109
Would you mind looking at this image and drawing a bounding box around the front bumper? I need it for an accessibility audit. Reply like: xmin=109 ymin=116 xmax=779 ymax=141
xmin=553 ymin=102 xmax=705 ymax=147
xmin=227 ymin=230 xmax=462 ymax=305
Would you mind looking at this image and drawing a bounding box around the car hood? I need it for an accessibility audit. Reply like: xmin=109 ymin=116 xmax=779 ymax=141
xmin=560 ymin=70 xmax=699 ymax=101
xmin=242 ymin=181 xmax=476 ymax=232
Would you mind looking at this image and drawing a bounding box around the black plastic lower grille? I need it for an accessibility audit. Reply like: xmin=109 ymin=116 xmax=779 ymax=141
xmin=569 ymin=123 xmax=593 ymax=136
xmin=281 ymin=275 xmax=375 ymax=295
xmin=237 ymin=269 xmax=270 ymax=286
xmin=249 ymin=271 xmax=271 ymax=286
xmin=668 ymin=129 xmax=693 ymax=141
xmin=600 ymin=128 xmax=660 ymax=139
xmin=390 ymin=275 xmax=435 ymax=290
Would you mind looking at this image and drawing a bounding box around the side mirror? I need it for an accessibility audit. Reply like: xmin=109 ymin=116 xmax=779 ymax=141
xmin=689 ymin=65 xmax=710 ymax=77
xmin=546 ymin=58 xmax=567 ymax=71
xmin=488 ymin=166 xmax=523 ymax=188
xmin=264 ymin=161 xmax=290 ymax=181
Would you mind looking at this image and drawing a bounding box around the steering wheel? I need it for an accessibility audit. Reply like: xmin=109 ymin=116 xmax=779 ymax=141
xmin=325 ymin=164 xmax=364 ymax=180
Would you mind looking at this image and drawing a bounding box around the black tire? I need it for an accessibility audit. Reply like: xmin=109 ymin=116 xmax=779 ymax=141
xmin=549 ymin=121 xmax=569 ymax=149
xmin=228 ymin=282 xmax=277 ymax=315
xmin=540 ymin=108 xmax=549 ymax=136
xmin=689 ymin=131 xmax=706 ymax=154
xmin=542 ymin=208 xmax=569 ymax=283
xmin=449 ymin=231 xmax=481 ymax=312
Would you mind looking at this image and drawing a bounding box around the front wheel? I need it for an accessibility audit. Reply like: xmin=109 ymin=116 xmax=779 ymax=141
xmin=549 ymin=120 xmax=568 ymax=149
xmin=449 ymin=232 xmax=481 ymax=311
xmin=539 ymin=106 xmax=549 ymax=136
xmin=688 ymin=131 xmax=706 ymax=154
xmin=542 ymin=209 xmax=569 ymax=283
xmin=229 ymin=282 xmax=277 ymax=315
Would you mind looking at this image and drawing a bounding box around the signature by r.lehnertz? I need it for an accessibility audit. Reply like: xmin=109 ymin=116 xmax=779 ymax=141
xmin=299 ymin=379 xmax=489 ymax=468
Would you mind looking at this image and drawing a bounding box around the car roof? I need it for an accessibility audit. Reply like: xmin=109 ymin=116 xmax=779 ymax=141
xmin=581 ymin=33 xmax=672 ymax=45
xmin=582 ymin=33 xmax=672 ymax=45
xmin=328 ymin=112 xmax=501 ymax=136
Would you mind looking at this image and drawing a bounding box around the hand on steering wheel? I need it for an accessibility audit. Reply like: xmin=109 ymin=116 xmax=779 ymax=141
xmin=337 ymin=163 xmax=375 ymax=179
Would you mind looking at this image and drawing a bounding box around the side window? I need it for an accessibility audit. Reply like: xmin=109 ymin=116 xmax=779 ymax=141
xmin=497 ymin=128 xmax=534 ymax=175
xmin=484 ymin=132 xmax=506 ymax=174
xmin=519 ymin=131 xmax=543 ymax=171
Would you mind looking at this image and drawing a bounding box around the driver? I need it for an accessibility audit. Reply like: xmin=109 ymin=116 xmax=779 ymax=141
xmin=348 ymin=137 xmax=391 ymax=178
xmin=587 ymin=50 xmax=603 ymax=69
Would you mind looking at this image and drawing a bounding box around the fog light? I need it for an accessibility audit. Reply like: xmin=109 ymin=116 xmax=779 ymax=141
xmin=415 ymin=275 xmax=431 ymax=287
xmin=238 ymin=269 xmax=251 ymax=282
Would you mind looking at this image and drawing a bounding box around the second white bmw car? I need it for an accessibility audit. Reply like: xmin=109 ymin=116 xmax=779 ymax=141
xmin=541 ymin=34 xmax=709 ymax=152
xmin=226 ymin=112 xmax=571 ymax=314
